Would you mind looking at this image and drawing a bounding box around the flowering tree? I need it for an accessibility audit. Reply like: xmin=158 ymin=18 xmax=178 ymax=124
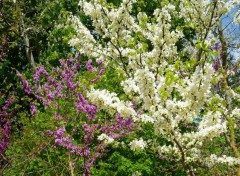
xmin=15 ymin=57 xmax=135 ymax=175
xmin=68 ymin=0 xmax=240 ymax=175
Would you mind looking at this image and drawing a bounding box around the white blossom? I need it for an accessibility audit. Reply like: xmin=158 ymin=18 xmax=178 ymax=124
xmin=98 ymin=133 xmax=114 ymax=145
xmin=70 ymin=0 xmax=240 ymax=169
xmin=129 ymin=138 xmax=147 ymax=151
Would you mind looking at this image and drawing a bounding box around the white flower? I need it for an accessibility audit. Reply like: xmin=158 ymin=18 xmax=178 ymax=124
xmin=132 ymin=171 xmax=142 ymax=176
xmin=98 ymin=133 xmax=114 ymax=145
xmin=139 ymin=114 xmax=154 ymax=123
xmin=70 ymin=0 xmax=239 ymax=168
xmin=129 ymin=138 xmax=147 ymax=151
xmin=87 ymin=88 xmax=137 ymax=118
xmin=207 ymin=154 xmax=240 ymax=166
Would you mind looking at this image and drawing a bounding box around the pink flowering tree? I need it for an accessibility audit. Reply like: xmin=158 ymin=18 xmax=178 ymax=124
xmin=0 ymin=95 xmax=14 ymax=169
xmin=17 ymin=57 xmax=135 ymax=175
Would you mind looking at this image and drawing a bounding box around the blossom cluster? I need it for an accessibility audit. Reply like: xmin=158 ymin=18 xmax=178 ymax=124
xmin=129 ymin=138 xmax=147 ymax=151
xmin=69 ymin=0 xmax=240 ymax=171
xmin=17 ymin=57 xmax=135 ymax=175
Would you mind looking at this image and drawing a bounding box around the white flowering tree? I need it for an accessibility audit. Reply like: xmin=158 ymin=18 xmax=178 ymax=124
xmin=68 ymin=0 xmax=240 ymax=175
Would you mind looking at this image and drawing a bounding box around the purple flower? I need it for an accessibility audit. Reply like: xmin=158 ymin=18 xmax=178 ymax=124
xmin=97 ymin=59 xmax=102 ymax=65
xmin=90 ymin=76 xmax=100 ymax=84
xmin=17 ymin=73 xmax=32 ymax=94
xmin=75 ymin=93 xmax=96 ymax=119
xmin=82 ymin=124 xmax=93 ymax=133
xmin=55 ymin=128 xmax=65 ymax=136
xmin=47 ymin=93 xmax=54 ymax=100
xmin=66 ymin=76 xmax=79 ymax=91
xmin=83 ymin=148 xmax=90 ymax=156
xmin=33 ymin=66 xmax=49 ymax=82
xmin=86 ymin=59 xmax=94 ymax=72
xmin=90 ymin=67 xmax=105 ymax=83
xmin=54 ymin=112 xmax=61 ymax=119
xmin=99 ymin=67 xmax=105 ymax=75
xmin=137 ymin=109 xmax=142 ymax=115
xmin=2 ymin=96 xmax=14 ymax=111
xmin=86 ymin=105 xmax=96 ymax=118
xmin=0 ymin=120 xmax=11 ymax=156
xmin=22 ymin=80 xmax=32 ymax=94
xmin=17 ymin=73 xmax=23 ymax=79
xmin=59 ymin=59 xmax=65 ymax=67
xmin=47 ymin=76 xmax=56 ymax=85
xmin=212 ymin=60 xmax=220 ymax=72
xmin=30 ymin=102 xmax=37 ymax=115
xmin=130 ymin=102 xmax=136 ymax=109
xmin=45 ymin=130 xmax=53 ymax=135
xmin=66 ymin=58 xmax=74 ymax=65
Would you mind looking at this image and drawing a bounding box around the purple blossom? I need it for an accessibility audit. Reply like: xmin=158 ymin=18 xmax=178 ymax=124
xmin=17 ymin=73 xmax=23 ymax=79
xmin=53 ymin=68 xmax=59 ymax=74
xmin=17 ymin=73 xmax=32 ymax=94
xmin=65 ymin=75 xmax=79 ymax=91
xmin=2 ymin=96 xmax=14 ymax=111
xmin=97 ymin=59 xmax=102 ymax=65
xmin=100 ymin=114 xmax=134 ymax=140
xmin=54 ymin=112 xmax=61 ymax=119
xmin=90 ymin=76 xmax=100 ymax=84
xmin=86 ymin=59 xmax=94 ymax=72
xmin=47 ymin=93 xmax=54 ymax=100
xmin=137 ymin=109 xmax=142 ymax=115
xmin=130 ymin=102 xmax=136 ymax=109
xmin=53 ymin=127 xmax=83 ymax=156
xmin=0 ymin=121 xmax=11 ymax=151
xmin=30 ymin=102 xmax=37 ymax=115
xmin=45 ymin=130 xmax=53 ymax=135
xmin=55 ymin=128 xmax=65 ymax=136
xmin=212 ymin=60 xmax=220 ymax=72
xmin=83 ymin=148 xmax=90 ymax=157
xmin=55 ymin=85 xmax=64 ymax=98
xmin=210 ymin=43 xmax=221 ymax=50
xmin=59 ymin=59 xmax=65 ymax=67
xmin=86 ymin=105 xmax=97 ymax=120
xmin=47 ymin=76 xmax=56 ymax=85
xmin=22 ymin=80 xmax=32 ymax=94
xmin=66 ymin=58 xmax=74 ymax=65
xmin=42 ymin=99 xmax=51 ymax=107
xmin=75 ymin=93 xmax=96 ymax=119
xmin=43 ymin=83 xmax=51 ymax=91
xmin=98 ymin=67 xmax=105 ymax=75
xmin=0 ymin=120 xmax=11 ymax=167
xmin=90 ymin=67 xmax=105 ymax=83
xmin=83 ymin=124 xmax=93 ymax=134
xmin=33 ymin=66 xmax=49 ymax=82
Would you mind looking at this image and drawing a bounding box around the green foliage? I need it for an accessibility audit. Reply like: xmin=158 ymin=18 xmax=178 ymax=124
xmin=95 ymin=63 xmax=126 ymax=98
xmin=3 ymin=112 xmax=70 ymax=175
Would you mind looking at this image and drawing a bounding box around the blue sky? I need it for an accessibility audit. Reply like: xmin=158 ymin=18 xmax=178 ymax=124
xmin=222 ymin=5 xmax=240 ymax=59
